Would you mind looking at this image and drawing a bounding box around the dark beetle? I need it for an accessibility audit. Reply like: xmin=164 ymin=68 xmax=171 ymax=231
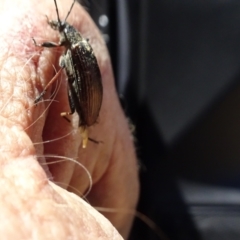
xmin=33 ymin=0 xmax=103 ymax=148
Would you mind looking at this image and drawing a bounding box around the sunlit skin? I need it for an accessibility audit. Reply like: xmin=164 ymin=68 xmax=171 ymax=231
xmin=0 ymin=0 xmax=139 ymax=239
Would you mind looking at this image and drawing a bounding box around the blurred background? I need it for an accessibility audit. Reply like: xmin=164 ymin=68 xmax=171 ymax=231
xmin=84 ymin=0 xmax=240 ymax=239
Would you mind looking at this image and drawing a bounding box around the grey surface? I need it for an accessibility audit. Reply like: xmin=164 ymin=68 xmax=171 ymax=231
xmin=179 ymin=180 xmax=240 ymax=240
xmin=142 ymin=0 xmax=240 ymax=144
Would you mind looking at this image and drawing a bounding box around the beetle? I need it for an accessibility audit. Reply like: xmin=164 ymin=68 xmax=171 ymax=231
xmin=33 ymin=0 xmax=103 ymax=148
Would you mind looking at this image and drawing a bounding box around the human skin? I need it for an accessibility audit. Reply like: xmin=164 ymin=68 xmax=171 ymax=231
xmin=0 ymin=0 xmax=139 ymax=239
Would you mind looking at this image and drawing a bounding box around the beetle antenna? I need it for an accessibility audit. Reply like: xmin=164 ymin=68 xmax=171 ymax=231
xmin=65 ymin=0 xmax=76 ymax=22
xmin=53 ymin=0 xmax=61 ymax=24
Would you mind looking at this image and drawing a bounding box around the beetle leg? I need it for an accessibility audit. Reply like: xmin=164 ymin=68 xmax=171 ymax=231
xmin=88 ymin=138 xmax=103 ymax=144
xmin=34 ymin=67 xmax=63 ymax=103
xmin=32 ymin=37 xmax=61 ymax=48
xmin=60 ymin=85 xmax=76 ymax=121
xmin=79 ymin=127 xmax=88 ymax=148
xmin=62 ymin=83 xmax=89 ymax=148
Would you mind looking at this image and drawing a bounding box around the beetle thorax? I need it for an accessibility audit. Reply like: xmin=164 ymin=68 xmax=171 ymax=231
xmin=62 ymin=23 xmax=84 ymax=46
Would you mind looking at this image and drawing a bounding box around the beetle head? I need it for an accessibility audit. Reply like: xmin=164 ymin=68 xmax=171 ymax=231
xmin=48 ymin=20 xmax=66 ymax=33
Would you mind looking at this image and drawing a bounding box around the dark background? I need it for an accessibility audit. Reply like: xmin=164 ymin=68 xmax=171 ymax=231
xmin=86 ymin=0 xmax=240 ymax=239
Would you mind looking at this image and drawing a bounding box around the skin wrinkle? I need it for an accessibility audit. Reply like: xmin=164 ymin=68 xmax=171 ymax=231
xmin=53 ymin=183 xmax=119 ymax=239
xmin=0 ymin=0 xmax=138 ymax=239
